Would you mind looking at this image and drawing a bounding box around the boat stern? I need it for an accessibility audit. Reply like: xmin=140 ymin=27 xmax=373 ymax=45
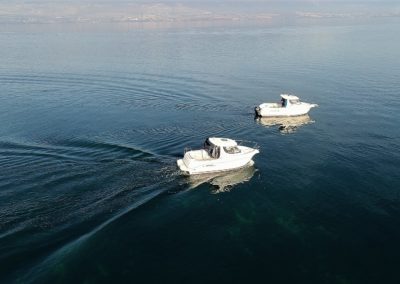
xmin=177 ymin=159 xmax=190 ymax=174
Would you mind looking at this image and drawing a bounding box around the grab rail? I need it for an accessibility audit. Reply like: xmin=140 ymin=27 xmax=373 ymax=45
xmin=236 ymin=140 xmax=260 ymax=150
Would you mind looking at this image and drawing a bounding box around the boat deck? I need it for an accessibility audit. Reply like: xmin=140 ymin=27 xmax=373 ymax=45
xmin=260 ymin=103 xmax=282 ymax=108
xmin=188 ymin=149 xmax=214 ymax=161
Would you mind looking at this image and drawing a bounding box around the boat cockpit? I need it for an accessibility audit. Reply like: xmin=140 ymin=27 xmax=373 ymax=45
xmin=204 ymin=139 xmax=220 ymax=159
xmin=203 ymin=138 xmax=242 ymax=158
xmin=224 ymin=146 xmax=241 ymax=154
xmin=281 ymin=97 xmax=300 ymax=107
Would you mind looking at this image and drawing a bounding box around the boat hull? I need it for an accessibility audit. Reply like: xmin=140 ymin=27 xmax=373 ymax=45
xmin=177 ymin=158 xmax=256 ymax=175
xmin=177 ymin=148 xmax=259 ymax=175
xmin=255 ymin=104 xmax=317 ymax=117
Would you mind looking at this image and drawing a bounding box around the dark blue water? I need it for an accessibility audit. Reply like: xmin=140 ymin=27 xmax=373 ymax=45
xmin=1 ymin=21 xmax=400 ymax=283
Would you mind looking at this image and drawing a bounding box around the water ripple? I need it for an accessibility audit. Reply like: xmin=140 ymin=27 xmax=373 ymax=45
xmin=0 ymin=71 xmax=243 ymax=113
xmin=0 ymin=138 xmax=179 ymax=268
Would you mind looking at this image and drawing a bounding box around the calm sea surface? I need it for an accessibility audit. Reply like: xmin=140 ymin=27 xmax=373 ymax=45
xmin=1 ymin=20 xmax=400 ymax=283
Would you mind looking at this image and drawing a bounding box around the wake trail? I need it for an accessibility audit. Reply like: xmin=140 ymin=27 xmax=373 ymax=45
xmin=19 ymin=181 xmax=178 ymax=284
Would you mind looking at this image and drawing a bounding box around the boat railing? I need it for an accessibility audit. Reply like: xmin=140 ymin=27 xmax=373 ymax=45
xmin=236 ymin=140 xmax=259 ymax=150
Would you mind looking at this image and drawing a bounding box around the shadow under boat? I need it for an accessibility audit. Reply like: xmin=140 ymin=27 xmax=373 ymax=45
xmin=255 ymin=114 xmax=315 ymax=134
xmin=185 ymin=161 xmax=257 ymax=194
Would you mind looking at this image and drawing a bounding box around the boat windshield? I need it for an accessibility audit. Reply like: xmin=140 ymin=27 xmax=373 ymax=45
xmin=289 ymin=99 xmax=300 ymax=104
xmin=204 ymin=139 xmax=212 ymax=151
xmin=204 ymin=139 xmax=220 ymax=158
xmin=224 ymin=146 xmax=241 ymax=154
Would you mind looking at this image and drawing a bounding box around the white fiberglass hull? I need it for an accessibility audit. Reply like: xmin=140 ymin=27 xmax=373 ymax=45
xmin=177 ymin=147 xmax=259 ymax=175
xmin=255 ymin=103 xmax=317 ymax=117
xmin=177 ymin=158 xmax=256 ymax=175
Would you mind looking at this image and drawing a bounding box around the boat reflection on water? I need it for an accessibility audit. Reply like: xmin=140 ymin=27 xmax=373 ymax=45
xmin=256 ymin=114 xmax=314 ymax=134
xmin=185 ymin=162 xmax=257 ymax=194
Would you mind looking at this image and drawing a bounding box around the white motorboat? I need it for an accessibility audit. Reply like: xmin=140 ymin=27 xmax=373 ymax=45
xmin=255 ymin=94 xmax=318 ymax=117
xmin=256 ymin=114 xmax=314 ymax=134
xmin=177 ymin=137 xmax=259 ymax=175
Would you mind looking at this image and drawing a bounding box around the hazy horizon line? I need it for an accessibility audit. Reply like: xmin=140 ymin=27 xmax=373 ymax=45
xmin=1 ymin=1 xmax=399 ymax=25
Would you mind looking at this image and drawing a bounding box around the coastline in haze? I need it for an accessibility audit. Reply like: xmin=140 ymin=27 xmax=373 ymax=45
xmin=1 ymin=1 xmax=399 ymax=25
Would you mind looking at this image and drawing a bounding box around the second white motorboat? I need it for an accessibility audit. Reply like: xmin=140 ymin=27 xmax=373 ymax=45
xmin=255 ymin=94 xmax=318 ymax=117
xmin=177 ymin=137 xmax=259 ymax=175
